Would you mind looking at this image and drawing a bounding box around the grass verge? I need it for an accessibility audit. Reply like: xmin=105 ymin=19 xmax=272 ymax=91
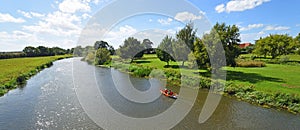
xmin=0 ymin=55 xmax=72 ymax=96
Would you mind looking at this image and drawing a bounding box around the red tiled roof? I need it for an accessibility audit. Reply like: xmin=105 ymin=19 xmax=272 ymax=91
xmin=239 ymin=43 xmax=252 ymax=48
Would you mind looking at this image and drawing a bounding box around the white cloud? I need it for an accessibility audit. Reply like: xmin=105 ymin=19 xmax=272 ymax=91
xmin=215 ymin=0 xmax=270 ymax=13
xmin=59 ymin=0 xmax=91 ymax=13
xmin=18 ymin=10 xmax=45 ymax=18
xmin=297 ymin=24 xmax=300 ymax=27
xmin=30 ymin=12 xmax=45 ymax=17
xmin=240 ymin=24 xmax=264 ymax=31
xmin=149 ymin=19 xmax=153 ymax=22
xmin=102 ymin=25 xmax=138 ymax=48
xmin=0 ymin=13 xmax=25 ymax=23
xmin=23 ymin=11 xmax=81 ymax=36
xmin=157 ymin=18 xmax=173 ymax=25
xmin=215 ymin=4 xmax=225 ymax=13
xmin=199 ymin=10 xmax=206 ymax=15
xmin=174 ymin=11 xmax=202 ymax=22
xmin=18 ymin=10 xmax=32 ymax=18
xmin=264 ymin=25 xmax=290 ymax=31
xmin=82 ymin=13 xmax=91 ymax=19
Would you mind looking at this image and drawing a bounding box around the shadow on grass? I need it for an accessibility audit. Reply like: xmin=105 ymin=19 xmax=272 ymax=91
xmin=196 ymin=70 xmax=284 ymax=84
xmin=132 ymin=60 xmax=151 ymax=64
xmin=226 ymin=70 xmax=284 ymax=84
xmin=164 ymin=65 xmax=179 ymax=68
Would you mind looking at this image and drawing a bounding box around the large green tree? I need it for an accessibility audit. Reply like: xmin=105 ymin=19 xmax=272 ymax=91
xmin=293 ymin=33 xmax=300 ymax=54
xmin=94 ymin=41 xmax=115 ymax=55
xmin=156 ymin=35 xmax=175 ymax=66
xmin=23 ymin=46 xmax=39 ymax=57
xmin=142 ymin=39 xmax=153 ymax=54
xmin=213 ymin=23 xmax=241 ymax=66
xmin=95 ymin=48 xmax=111 ymax=65
xmin=173 ymin=39 xmax=191 ymax=66
xmin=117 ymin=37 xmax=144 ymax=62
xmin=176 ymin=22 xmax=197 ymax=51
xmin=254 ymin=34 xmax=293 ymax=59
xmin=190 ymin=37 xmax=209 ymax=68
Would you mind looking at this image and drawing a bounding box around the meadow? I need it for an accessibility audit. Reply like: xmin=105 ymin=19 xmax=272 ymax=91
xmin=0 ymin=55 xmax=72 ymax=96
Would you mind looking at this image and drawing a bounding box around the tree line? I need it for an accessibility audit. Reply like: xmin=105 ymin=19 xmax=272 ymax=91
xmin=253 ymin=33 xmax=300 ymax=59
xmin=0 ymin=46 xmax=72 ymax=59
xmin=81 ymin=22 xmax=300 ymax=69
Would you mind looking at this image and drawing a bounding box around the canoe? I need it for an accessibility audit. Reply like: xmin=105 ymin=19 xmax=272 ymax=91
xmin=160 ymin=89 xmax=178 ymax=99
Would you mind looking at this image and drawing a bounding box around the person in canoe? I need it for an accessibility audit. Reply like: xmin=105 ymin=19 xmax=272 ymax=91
xmin=168 ymin=90 xmax=173 ymax=96
xmin=164 ymin=88 xmax=168 ymax=94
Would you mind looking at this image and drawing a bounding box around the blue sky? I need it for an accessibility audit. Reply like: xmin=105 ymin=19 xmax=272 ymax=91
xmin=0 ymin=0 xmax=299 ymax=51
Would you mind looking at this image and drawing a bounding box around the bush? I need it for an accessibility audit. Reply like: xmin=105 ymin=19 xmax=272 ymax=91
xmin=236 ymin=60 xmax=266 ymax=67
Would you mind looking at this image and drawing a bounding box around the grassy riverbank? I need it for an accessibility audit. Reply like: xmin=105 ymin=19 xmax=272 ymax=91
xmin=111 ymin=54 xmax=300 ymax=113
xmin=0 ymin=55 xmax=72 ymax=96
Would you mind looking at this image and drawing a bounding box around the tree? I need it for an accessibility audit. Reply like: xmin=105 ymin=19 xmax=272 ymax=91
xmin=191 ymin=37 xmax=209 ymax=68
xmin=254 ymin=34 xmax=293 ymax=59
xmin=172 ymin=39 xmax=191 ymax=66
xmin=201 ymin=28 xmax=226 ymax=71
xmin=156 ymin=35 xmax=175 ymax=66
xmin=37 ymin=46 xmax=50 ymax=56
xmin=118 ymin=37 xmax=144 ymax=62
xmin=94 ymin=41 xmax=115 ymax=55
xmin=23 ymin=46 xmax=38 ymax=57
xmin=73 ymin=46 xmax=84 ymax=56
xmin=95 ymin=48 xmax=111 ymax=65
xmin=142 ymin=39 xmax=153 ymax=54
xmin=293 ymin=33 xmax=300 ymax=54
xmin=176 ymin=22 xmax=197 ymax=51
xmin=213 ymin=23 xmax=241 ymax=66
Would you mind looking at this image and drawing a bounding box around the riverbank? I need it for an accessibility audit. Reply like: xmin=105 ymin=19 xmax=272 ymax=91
xmin=109 ymin=54 xmax=300 ymax=114
xmin=0 ymin=55 xmax=72 ymax=96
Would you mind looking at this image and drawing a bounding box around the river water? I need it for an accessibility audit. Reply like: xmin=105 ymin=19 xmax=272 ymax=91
xmin=0 ymin=58 xmax=299 ymax=129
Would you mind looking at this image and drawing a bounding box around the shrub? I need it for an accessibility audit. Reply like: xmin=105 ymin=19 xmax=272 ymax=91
xmin=236 ymin=60 xmax=266 ymax=67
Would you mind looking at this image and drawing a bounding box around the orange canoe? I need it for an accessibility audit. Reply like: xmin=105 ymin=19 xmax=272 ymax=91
xmin=160 ymin=89 xmax=178 ymax=99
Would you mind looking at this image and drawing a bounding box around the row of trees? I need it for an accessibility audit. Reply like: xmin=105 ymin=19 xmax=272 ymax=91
xmin=22 ymin=46 xmax=72 ymax=57
xmin=156 ymin=22 xmax=240 ymax=69
xmin=0 ymin=46 xmax=72 ymax=59
xmin=253 ymin=33 xmax=300 ymax=59
xmin=0 ymin=52 xmax=26 ymax=59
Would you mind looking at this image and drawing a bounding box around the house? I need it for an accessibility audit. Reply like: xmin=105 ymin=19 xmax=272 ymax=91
xmin=239 ymin=43 xmax=252 ymax=48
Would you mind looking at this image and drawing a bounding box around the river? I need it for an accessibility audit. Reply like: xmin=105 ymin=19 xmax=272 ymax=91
xmin=0 ymin=58 xmax=299 ymax=129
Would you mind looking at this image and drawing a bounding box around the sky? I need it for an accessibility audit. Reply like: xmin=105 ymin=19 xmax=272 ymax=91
xmin=0 ymin=0 xmax=299 ymax=52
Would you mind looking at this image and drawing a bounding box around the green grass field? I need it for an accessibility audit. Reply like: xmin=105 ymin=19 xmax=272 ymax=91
xmin=121 ymin=54 xmax=300 ymax=96
xmin=0 ymin=55 xmax=72 ymax=96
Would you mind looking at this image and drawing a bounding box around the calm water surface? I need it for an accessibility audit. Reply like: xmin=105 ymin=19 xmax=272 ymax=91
xmin=0 ymin=58 xmax=299 ymax=129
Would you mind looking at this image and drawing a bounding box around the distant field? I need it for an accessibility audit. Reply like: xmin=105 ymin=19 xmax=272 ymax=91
xmin=119 ymin=54 xmax=300 ymax=96
xmin=0 ymin=55 xmax=72 ymax=96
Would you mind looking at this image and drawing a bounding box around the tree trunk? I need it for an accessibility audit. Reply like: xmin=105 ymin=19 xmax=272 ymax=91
xmin=182 ymin=61 xmax=185 ymax=67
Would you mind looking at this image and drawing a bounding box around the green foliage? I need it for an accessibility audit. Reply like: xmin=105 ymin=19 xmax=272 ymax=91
xmin=254 ymin=34 xmax=294 ymax=59
xmin=118 ymin=37 xmax=145 ymax=62
xmin=94 ymin=40 xmax=115 ymax=55
xmin=172 ymin=39 xmax=191 ymax=66
xmin=156 ymin=35 xmax=175 ymax=65
xmin=224 ymin=82 xmax=300 ymax=113
xmin=236 ymin=60 xmax=266 ymax=67
xmin=213 ymin=22 xmax=241 ymax=66
xmin=191 ymin=37 xmax=210 ymax=68
xmin=128 ymin=64 xmax=153 ymax=77
xmin=95 ymin=48 xmax=111 ymax=65
xmin=22 ymin=46 xmax=71 ymax=57
xmin=0 ymin=52 xmax=26 ymax=59
xmin=176 ymin=22 xmax=196 ymax=51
